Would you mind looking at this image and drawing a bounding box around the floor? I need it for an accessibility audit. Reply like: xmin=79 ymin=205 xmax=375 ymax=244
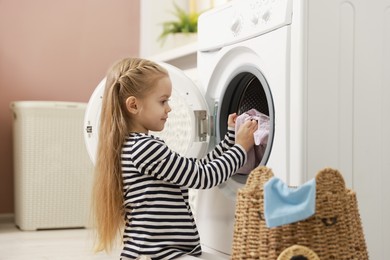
xmin=0 ymin=215 xmax=121 ymax=260
xmin=0 ymin=214 xmax=229 ymax=260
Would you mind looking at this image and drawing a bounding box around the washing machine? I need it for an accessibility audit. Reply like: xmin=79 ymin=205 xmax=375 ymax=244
xmin=195 ymin=0 xmax=390 ymax=258
xmin=194 ymin=0 xmax=295 ymax=256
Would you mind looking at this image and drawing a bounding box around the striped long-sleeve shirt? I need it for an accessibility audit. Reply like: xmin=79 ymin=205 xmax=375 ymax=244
xmin=120 ymin=127 xmax=246 ymax=260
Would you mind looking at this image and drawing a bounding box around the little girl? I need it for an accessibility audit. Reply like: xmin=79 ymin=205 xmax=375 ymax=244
xmin=92 ymin=57 xmax=257 ymax=260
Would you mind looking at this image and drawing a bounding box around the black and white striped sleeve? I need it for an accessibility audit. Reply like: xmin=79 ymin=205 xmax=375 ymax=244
xmin=128 ymin=135 xmax=246 ymax=189
xmin=199 ymin=127 xmax=236 ymax=163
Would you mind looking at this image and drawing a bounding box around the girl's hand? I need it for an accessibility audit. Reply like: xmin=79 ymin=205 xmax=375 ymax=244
xmin=235 ymin=120 xmax=257 ymax=152
xmin=228 ymin=113 xmax=238 ymax=128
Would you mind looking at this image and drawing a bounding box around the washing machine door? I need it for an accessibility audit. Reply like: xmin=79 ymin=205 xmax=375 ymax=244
xmin=83 ymin=62 xmax=210 ymax=164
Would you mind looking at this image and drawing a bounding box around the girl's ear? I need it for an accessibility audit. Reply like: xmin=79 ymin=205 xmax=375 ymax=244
xmin=125 ymin=96 xmax=138 ymax=114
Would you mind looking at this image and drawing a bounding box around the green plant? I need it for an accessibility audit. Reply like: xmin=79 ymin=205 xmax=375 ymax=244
xmin=158 ymin=3 xmax=201 ymax=45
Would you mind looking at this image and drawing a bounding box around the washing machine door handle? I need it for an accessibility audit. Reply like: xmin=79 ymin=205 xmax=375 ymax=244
xmin=194 ymin=110 xmax=208 ymax=142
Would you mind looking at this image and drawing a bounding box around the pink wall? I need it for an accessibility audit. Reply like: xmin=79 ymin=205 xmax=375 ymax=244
xmin=0 ymin=0 xmax=140 ymax=214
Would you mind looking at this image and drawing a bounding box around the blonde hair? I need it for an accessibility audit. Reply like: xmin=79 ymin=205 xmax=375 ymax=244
xmin=92 ymin=57 xmax=168 ymax=252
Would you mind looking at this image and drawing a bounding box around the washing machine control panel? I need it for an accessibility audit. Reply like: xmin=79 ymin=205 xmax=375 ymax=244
xmin=230 ymin=0 xmax=275 ymax=35
xmin=198 ymin=0 xmax=292 ymax=51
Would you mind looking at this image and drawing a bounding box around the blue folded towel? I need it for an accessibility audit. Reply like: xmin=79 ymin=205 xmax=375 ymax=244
xmin=264 ymin=177 xmax=316 ymax=228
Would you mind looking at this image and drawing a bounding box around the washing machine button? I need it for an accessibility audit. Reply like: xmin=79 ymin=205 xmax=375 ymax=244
xmin=230 ymin=16 xmax=242 ymax=35
xmin=262 ymin=9 xmax=271 ymax=23
xmin=250 ymin=12 xmax=259 ymax=25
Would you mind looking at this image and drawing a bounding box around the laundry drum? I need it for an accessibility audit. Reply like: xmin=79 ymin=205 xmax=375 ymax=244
xmin=217 ymin=71 xmax=274 ymax=194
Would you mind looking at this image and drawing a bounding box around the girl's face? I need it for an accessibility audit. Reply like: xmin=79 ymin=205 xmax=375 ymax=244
xmin=128 ymin=76 xmax=172 ymax=133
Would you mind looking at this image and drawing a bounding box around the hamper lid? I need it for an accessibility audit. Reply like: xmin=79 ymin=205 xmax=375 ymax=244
xmin=10 ymin=101 xmax=86 ymax=110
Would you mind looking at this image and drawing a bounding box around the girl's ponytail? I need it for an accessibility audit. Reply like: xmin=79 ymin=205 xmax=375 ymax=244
xmin=91 ymin=58 xmax=168 ymax=252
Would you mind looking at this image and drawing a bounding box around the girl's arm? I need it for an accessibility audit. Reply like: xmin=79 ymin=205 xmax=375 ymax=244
xmin=200 ymin=126 xmax=235 ymax=163
xmin=200 ymin=113 xmax=238 ymax=162
xmin=123 ymin=135 xmax=246 ymax=189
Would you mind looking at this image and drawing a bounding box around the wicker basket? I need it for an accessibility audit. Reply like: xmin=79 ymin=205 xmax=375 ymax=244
xmin=232 ymin=166 xmax=368 ymax=260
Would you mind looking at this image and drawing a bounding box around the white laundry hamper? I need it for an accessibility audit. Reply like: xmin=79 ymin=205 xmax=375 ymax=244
xmin=10 ymin=101 xmax=93 ymax=230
